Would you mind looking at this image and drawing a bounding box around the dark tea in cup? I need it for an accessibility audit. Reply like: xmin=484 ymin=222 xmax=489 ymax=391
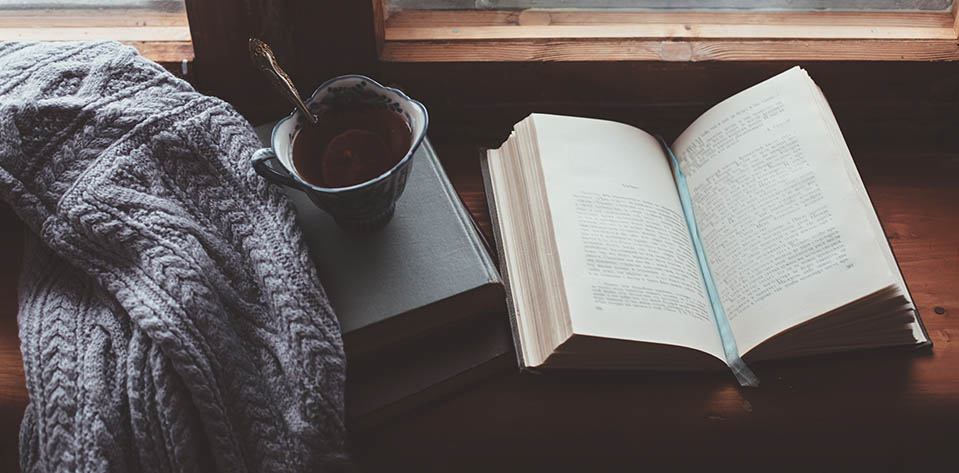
xmin=292 ymin=108 xmax=412 ymax=188
xmin=251 ymin=74 xmax=427 ymax=232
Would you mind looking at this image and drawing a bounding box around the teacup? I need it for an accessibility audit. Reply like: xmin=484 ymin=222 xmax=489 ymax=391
xmin=252 ymin=74 xmax=428 ymax=232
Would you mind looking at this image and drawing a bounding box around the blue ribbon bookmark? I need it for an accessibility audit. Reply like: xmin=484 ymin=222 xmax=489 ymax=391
xmin=657 ymin=137 xmax=760 ymax=388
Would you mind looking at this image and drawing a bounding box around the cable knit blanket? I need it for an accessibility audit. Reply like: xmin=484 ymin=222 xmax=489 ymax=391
xmin=0 ymin=42 xmax=346 ymax=472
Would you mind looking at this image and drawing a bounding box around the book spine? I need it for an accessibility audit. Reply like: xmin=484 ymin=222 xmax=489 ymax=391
xmin=480 ymin=150 xmax=528 ymax=371
xmin=424 ymin=140 xmax=500 ymax=285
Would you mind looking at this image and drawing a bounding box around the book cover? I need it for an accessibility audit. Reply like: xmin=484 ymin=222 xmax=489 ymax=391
xmin=255 ymin=123 xmax=513 ymax=426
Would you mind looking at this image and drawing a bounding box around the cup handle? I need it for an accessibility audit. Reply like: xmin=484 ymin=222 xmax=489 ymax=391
xmin=251 ymin=148 xmax=297 ymax=187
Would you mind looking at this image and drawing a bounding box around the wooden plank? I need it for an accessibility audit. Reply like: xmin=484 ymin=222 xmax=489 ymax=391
xmin=380 ymin=61 xmax=959 ymax=151
xmin=2 ymin=148 xmax=958 ymax=470
xmin=954 ymin=0 xmax=959 ymax=36
xmin=0 ymin=347 xmax=25 ymax=406
xmin=0 ymin=36 xmax=192 ymax=63
xmin=386 ymin=10 xmax=958 ymax=40
xmin=382 ymin=9 xmax=959 ymax=62
xmin=372 ymin=0 xmax=387 ymax=57
xmin=382 ymin=39 xmax=959 ymax=62
xmin=124 ymin=40 xmax=195 ymax=63
xmin=388 ymin=24 xmax=958 ymax=41
xmin=0 ymin=214 xmax=25 ymax=473
xmin=386 ymin=10 xmax=957 ymax=29
xmin=0 ymin=7 xmax=194 ymax=63
xmin=381 ymin=61 xmax=959 ymax=106
xmin=0 ymin=302 xmax=24 ymax=406
xmin=414 ymin=102 xmax=959 ymax=154
xmin=351 ymin=144 xmax=959 ymax=470
xmin=0 ymin=8 xmax=189 ymax=28
xmin=0 ymin=26 xmax=191 ymax=42
xmin=1 ymin=145 xmax=958 ymax=471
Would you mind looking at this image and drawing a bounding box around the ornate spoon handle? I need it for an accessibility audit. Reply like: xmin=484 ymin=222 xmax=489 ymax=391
xmin=249 ymin=38 xmax=318 ymax=125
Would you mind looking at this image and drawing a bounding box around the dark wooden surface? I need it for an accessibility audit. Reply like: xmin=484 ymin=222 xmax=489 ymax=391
xmin=380 ymin=61 xmax=959 ymax=152
xmin=2 ymin=141 xmax=956 ymax=472
xmin=2 ymin=58 xmax=959 ymax=471
xmin=351 ymin=143 xmax=959 ymax=472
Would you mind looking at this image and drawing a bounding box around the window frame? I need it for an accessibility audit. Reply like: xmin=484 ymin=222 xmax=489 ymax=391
xmin=377 ymin=0 xmax=959 ymax=62
xmin=0 ymin=7 xmax=193 ymax=63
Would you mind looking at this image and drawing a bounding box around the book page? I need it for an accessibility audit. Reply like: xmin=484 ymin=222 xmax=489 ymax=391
xmin=671 ymin=67 xmax=896 ymax=355
xmin=531 ymin=114 xmax=725 ymax=361
xmin=809 ymin=86 xmax=928 ymax=346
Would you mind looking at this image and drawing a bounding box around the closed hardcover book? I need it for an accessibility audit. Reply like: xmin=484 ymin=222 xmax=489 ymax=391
xmin=255 ymin=124 xmax=512 ymax=426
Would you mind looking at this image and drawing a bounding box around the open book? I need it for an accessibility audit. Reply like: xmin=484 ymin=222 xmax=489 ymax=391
xmin=481 ymin=67 xmax=930 ymax=386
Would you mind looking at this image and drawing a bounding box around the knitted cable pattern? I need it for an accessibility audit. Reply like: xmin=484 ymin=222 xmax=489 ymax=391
xmin=0 ymin=41 xmax=347 ymax=472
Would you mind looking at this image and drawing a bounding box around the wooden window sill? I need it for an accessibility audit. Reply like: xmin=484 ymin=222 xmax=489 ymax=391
xmin=378 ymin=8 xmax=959 ymax=62
xmin=0 ymin=8 xmax=194 ymax=64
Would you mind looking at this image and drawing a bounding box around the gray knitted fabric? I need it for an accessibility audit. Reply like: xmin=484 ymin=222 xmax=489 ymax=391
xmin=0 ymin=42 xmax=346 ymax=472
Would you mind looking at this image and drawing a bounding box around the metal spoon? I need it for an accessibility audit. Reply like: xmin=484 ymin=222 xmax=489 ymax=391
xmin=249 ymin=38 xmax=318 ymax=125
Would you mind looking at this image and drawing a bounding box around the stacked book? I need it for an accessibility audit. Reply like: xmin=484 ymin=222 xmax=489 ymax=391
xmin=255 ymin=125 xmax=513 ymax=430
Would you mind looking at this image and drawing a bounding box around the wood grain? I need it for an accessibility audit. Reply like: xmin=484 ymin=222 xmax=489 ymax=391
xmin=0 ymin=27 xmax=190 ymax=42
xmin=386 ymin=10 xmax=959 ymax=30
xmin=351 ymin=143 xmax=959 ymax=472
xmin=0 ymin=139 xmax=957 ymax=472
xmin=955 ymin=0 xmax=959 ymax=37
xmin=378 ymin=61 xmax=959 ymax=154
xmin=0 ymin=208 xmax=24 ymax=473
xmin=385 ymin=10 xmax=959 ymax=40
xmin=180 ymin=1 xmax=959 ymax=124
xmin=372 ymin=0 xmax=387 ymax=59
xmin=2 ymin=52 xmax=959 ymax=469
xmin=382 ymin=9 xmax=959 ymax=62
xmin=382 ymin=38 xmax=959 ymax=62
xmin=382 ymin=61 xmax=959 ymax=106
xmin=0 ymin=9 xmax=189 ymax=28
xmin=126 ymin=40 xmax=195 ymax=63
xmin=0 ymin=7 xmax=194 ymax=63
